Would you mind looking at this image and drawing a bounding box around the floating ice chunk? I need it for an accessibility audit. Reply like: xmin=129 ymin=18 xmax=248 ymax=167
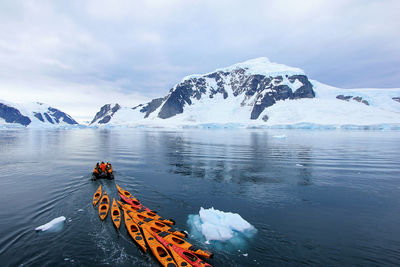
xmin=78 ymin=209 xmax=84 ymax=212
xmin=35 ymin=216 xmax=66 ymax=232
xmin=272 ymin=134 xmax=286 ymax=139
xmin=188 ymin=207 xmax=256 ymax=243
xmin=296 ymin=164 xmax=304 ymax=167
xmin=243 ymin=253 xmax=248 ymax=257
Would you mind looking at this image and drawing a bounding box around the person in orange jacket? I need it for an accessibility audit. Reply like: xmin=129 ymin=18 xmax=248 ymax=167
xmin=93 ymin=162 xmax=100 ymax=174
xmin=106 ymin=162 xmax=113 ymax=174
xmin=100 ymin=161 xmax=107 ymax=173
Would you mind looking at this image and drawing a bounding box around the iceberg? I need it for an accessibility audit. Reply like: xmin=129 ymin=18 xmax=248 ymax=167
xmin=35 ymin=216 xmax=66 ymax=232
xmin=187 ymin=207 xmax=256 ymax=248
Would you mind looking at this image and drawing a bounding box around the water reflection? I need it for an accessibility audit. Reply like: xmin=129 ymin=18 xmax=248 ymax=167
xmin=161 ymin=130 xmax=314 ymax=185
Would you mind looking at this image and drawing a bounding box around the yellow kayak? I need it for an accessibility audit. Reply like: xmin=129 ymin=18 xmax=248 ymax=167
xmin=123 ymin=209 xmax=147 ymax=252
xmin=142 ymin=227 xmax=177 ymax=267
xmin=118 ymin=201 xmax=186 ymax=238
xmin=92 ymin=185 xmax=102 ymax=206
xmin=116 ymin=184 xmax=140 ymax=203
xmin=111 ymin=198 xmax=121 ymax=229
xmin=118 ymin=200 xmax=175 ymax=226
xmin=145 ymin=223 xmax=213 ymax=259
xmin=98 ymin=192 xmax=109 ymax=220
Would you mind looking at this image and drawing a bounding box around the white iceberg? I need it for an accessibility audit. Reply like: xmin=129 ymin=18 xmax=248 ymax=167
xmin=272 ymin=134 xmax=287 ymax=139
xmin=187 ymin=207 xmax=256 ymax=244
xmin=35 ymin=216 xmax=66 ymax=232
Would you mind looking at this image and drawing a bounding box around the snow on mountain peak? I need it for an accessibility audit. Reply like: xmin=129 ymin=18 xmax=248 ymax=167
xmin=183 ymin=57 xmax=304 ymax=82
xmin=219 ymin=57 xmax=305 ymax=76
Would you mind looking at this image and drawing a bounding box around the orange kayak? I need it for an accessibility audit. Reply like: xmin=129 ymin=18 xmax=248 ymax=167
xmin=92 ymin=185 xmax=102 ymax=206
xmin=145 ymin=224 xmax=213 ymax=266
xmin=123 ymin=209 xmax=147 ymax=252
xmin=142 ymin=227 xmax=177 ymax=267
xmin=118 ymin=201 xmax=186 ymax=238
xmin=116 ymin=184 xmax=158 ymax=214
xmin=116 ymin=184 xmax=141 ymax=204
xmin=118 ymin=196 xmax=175 ymax=225
xmin=111 ymin=198 xmax=121 ymax=229
xmin=145 ymin=224 xmax=213 ymax=259
xmin=98 ymin=192 xmax=109 ymax=220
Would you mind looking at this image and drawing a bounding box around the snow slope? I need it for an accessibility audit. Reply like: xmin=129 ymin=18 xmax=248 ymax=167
xmin=259 ymin=81 xmax=400 ymax=128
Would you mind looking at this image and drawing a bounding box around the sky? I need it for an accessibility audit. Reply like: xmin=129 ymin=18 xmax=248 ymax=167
xmin=0 ymin=0 xmax=399 ymax=122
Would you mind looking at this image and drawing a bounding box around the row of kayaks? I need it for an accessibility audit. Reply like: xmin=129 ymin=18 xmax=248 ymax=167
xmin=92 ymin=184 xmax=213 ymax=267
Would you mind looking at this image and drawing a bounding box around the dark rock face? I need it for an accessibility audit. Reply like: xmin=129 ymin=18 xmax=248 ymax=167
xmin=140 ymin=98 xmax=164 ymax=118
xmin=98 ymin=115 xmax=112 ymax=124
xmin=290 ymin=75 xmax=315 ymax=99
xmin=336 ymin=95 xmax=369 ymax=106
xmin=157 ymin=69 xmax=315 ymax=120
xmin=0 ymin=103 xmax=31 ymax=126
xmin=34 ymin=112 xmax=44 ymax=122
xmin=91 ymin=104 xmax=121 ymax=124
xmin=158 ymin=79 xmax=204 ymax=119
xmin=47 ymin=107 xmax=78 ymax=124
xmin=392 ymin=97 xmax=400 ymax=103
xmin=44 ymin=113 xmax=54 ymax=124
xmin=336 ymin=95 xmax=353 ymax=101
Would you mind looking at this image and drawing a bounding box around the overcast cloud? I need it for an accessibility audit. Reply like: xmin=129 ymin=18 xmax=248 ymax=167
xmin=0 ymin=0 xmax=399 ymax=121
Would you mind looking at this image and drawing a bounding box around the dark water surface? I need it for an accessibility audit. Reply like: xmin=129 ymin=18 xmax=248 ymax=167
xmin=0 ymin=128 xmax=399 ymax=266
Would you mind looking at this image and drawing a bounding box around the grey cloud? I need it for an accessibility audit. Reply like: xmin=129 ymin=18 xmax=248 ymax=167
xmin=0 ymin=0 xmax=399 ymax=120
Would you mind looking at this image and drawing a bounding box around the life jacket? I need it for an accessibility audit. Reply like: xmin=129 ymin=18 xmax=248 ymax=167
xmin=100 ymin=163 xmax=106 ymax=172
xmin=93 ymin=167 xmax=99 ymax=173
xmin=107 ymin=165 xmax=113 ymax=173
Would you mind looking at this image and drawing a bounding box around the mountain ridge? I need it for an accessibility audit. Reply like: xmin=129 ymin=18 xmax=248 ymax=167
xmin=90 ymin=57 xmax=320 ymax=126
xmin=0 ymin=100 xmax=79 ymax=127
xmin=89 ymin=57 xmax=400 ymax=128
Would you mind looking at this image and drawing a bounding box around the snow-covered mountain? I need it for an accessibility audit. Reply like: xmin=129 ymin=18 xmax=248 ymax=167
xmin=90 ymin=57 xmax=400 ymax=128
xmin=0 ymin=100 xmax=79 ymax=127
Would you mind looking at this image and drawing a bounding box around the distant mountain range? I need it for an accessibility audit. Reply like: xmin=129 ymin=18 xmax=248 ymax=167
xmin=0 ymin=100 xmax=78 ymax=127
xmin=2 ymin=57 xmax=400 ymax=128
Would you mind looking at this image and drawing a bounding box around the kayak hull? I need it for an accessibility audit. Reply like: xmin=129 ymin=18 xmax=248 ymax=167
xmin=142 ymin=227 xmax=177 ymax=267
xmin=118 ymin=201 xmax=186 ymax=238
xmin=123 ymin=209 xmax=147 ymax=252
xmin=111 ymin=198 xmax=121 ymax=229
xmin=92 ymin=185 xmax=102 ymax=206
xmin=98 ymin=192 xmax=109 ymax=220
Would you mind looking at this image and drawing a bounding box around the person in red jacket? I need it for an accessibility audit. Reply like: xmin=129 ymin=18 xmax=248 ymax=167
xmin=100 ymin=161 xmax=107 ymax=173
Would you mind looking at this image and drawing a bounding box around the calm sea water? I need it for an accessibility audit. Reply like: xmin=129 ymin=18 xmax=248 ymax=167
xmin=0 ymin=128 xmax=399 ymax=266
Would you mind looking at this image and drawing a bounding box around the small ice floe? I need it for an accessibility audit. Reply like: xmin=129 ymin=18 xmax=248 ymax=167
xmin=272 ymin=135 xmax=287 ymax=139
xmin=78 ymin=209 xmax=84 ymax=212
xmin=187 ymin=207 xmax=256 ymax=246
xmin=68 ymin=218 xmax=72 ymax=223
xmin=35 ymin=216 xmax=66 ymax=232
xmin=296 ymin=164 xmax=304 ymax=167
xmin=243 ymin=253 xmax=248 ymax=257
xmin=205 ymin=240 xmax=210 ymax=245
